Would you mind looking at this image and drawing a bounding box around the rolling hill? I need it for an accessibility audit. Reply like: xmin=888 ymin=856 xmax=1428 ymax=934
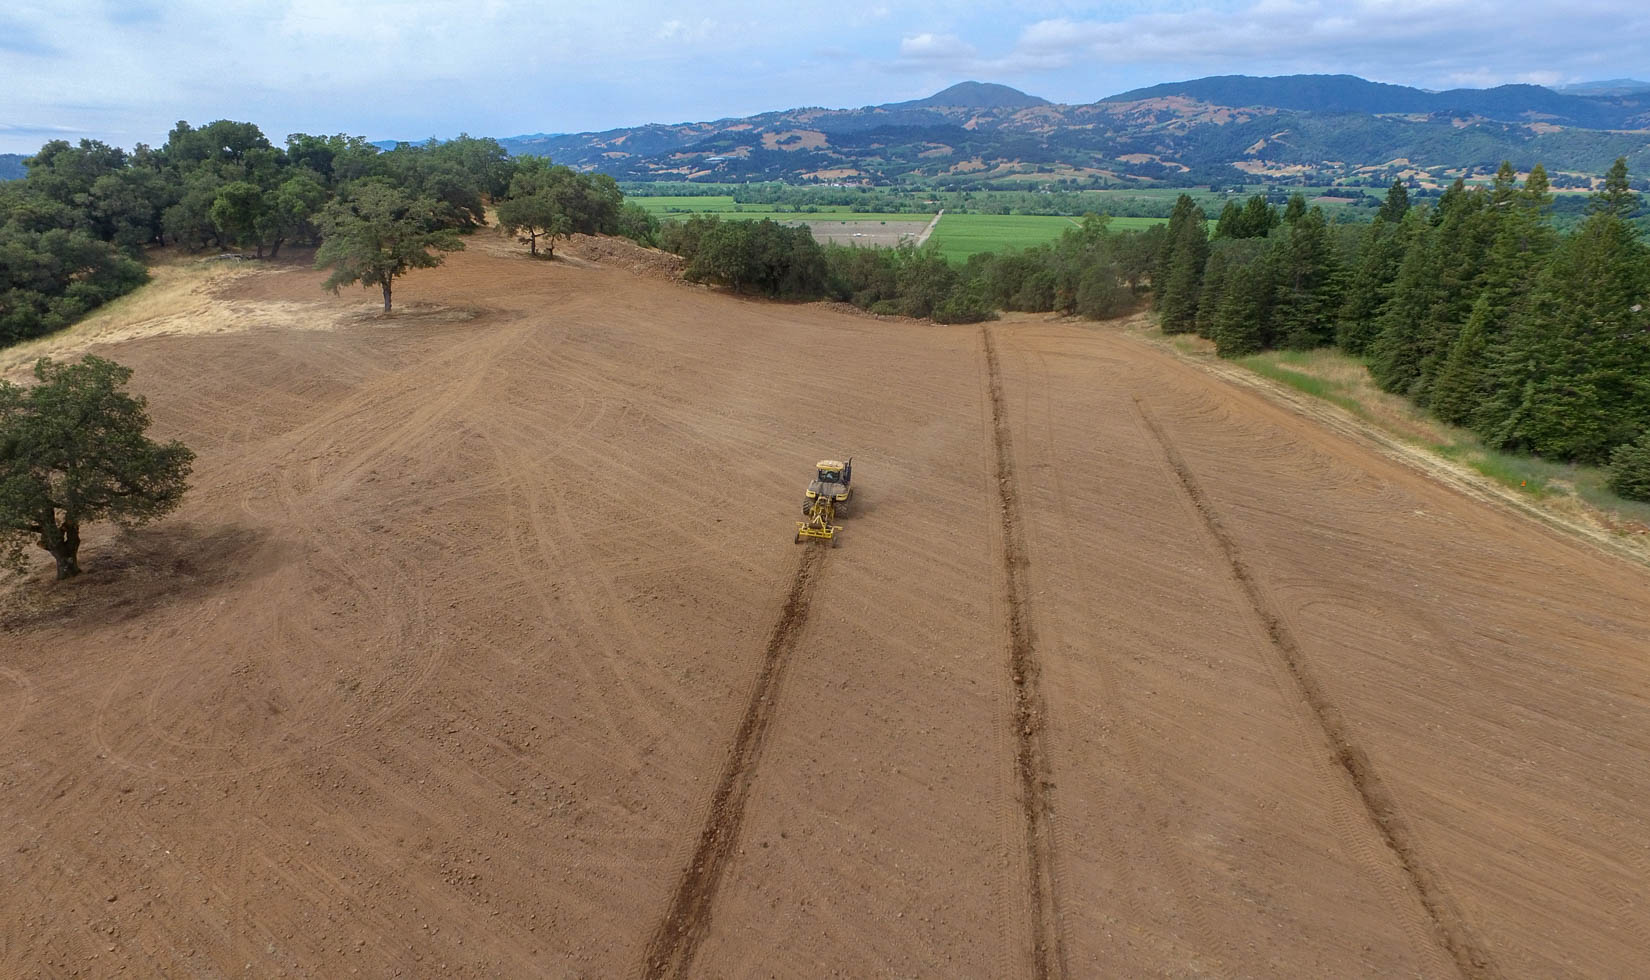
xmin=885 ymin=81 xmax=1050 ymax=111
xmin=1104 ymin=74 xmax=1648 ymax=129
xmin=1557 ymin=79 xmax=1650 ymax=97
xmin=494 ymin=75 xmax=1650 ymax=188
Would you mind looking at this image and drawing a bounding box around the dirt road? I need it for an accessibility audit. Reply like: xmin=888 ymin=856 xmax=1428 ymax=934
xmin=3 ymin=245 xmax=1649 ymax=977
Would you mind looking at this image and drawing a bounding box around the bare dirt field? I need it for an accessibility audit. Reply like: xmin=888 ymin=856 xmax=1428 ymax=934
xmin=790 ymin=219 xmax=932 ymax=248
xmin=4 ymin=241 xmax=1650 ymax=977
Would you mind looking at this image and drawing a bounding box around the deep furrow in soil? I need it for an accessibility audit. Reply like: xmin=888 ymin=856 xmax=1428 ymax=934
xmin=983 ymin=326 xmax=1067 ymax=980
xmin=1134 ymin=398 xmax=1496 ymax=980
xmin=640 ymin=544 xmax=828 ymax=978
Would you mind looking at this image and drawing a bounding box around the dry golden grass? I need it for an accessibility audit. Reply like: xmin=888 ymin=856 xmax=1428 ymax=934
xmin=2 ymin=257 xmax=240 ymax=376
xmin=0 ymin=251 xmax=444 ymax=379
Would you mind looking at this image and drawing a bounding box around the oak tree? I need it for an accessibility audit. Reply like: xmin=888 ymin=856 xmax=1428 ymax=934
xmin=0 ymin=356 xmax=194 ymax=580
xmin=315 ymin=182 xmax=462 ymax=311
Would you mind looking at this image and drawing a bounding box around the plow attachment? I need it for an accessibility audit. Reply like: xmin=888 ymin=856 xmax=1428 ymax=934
xmin=796 ymin=499 xmax=841 ymax=543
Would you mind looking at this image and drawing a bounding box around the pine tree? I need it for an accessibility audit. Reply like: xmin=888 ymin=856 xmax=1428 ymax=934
xmin=1154 ymin=194 xmax=1193 ymax=287
xmin=1377 ymin=179 xmax=1410 ymax=223
xmin=1478 ymin=166 xmax=1648 ymax=461
xmin=1591 ymin=156 xmax=1636 ymax=219
xmin=1212 ymin=239 xmax=1274 ymax=357
xmin=1429 ymin=296 xmax=1494 ymax=425
xmin=1368 ymin=210 xmax=1441 ymax=394
xmin=1156 ymin=195 xmax=1209 ymax=334
xmin=1489 ymin=160 xmax=1519 ymax=210
xmin=1236 ymin=194 xmax=1279 ymax=239
xmin=1270 ymin=206 xmax=1341 ymax=348
xmin=1608 ymin=435 xmax=1650 ymax=501
xmin=1335 ymin=215 xmax=1402 ymax=355
xmin=1283 ymin=193 xmax=1307 ymax=225
xmin=1432 ymin=167 xmax=1558 ymax=426
xmin=1194 ymin=246 xmax=1230 ymax=339
xmin=1214 ymin=201 xmax=1243 ymax=239
xmin=1523 ymin=163 xmax=1552 ymax=210
xmin=1411 ymin=180 xmax=1494 ymax=403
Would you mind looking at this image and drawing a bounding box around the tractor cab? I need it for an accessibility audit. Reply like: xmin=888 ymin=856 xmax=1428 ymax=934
xmin=806 ymin=458 xmax=853 ymax=503
xmin=816 ymin=459 xmax=851 ymax=486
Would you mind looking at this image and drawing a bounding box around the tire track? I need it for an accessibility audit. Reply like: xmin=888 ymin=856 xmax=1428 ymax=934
xmin=0 ymin=666 xmax=34 ymax=746
xmin=1134 ymin=398 xmax=1497 ymax=980
xmin=982 ymin=326 xmax=1066 ymax=980
xmin=641 ymin=544 xmax=828 ymax=978
xmin=1027 ymin=347 xmax=1231 ymax=973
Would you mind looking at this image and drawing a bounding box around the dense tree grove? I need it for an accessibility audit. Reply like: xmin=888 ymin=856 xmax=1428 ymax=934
xmin=1 ymin=122 xmax=645 ymax=344
xmin=658 ymin=213 xmax=1158 ymax=324
xmin=1153 ymin=163 xmax=1650 ymax=496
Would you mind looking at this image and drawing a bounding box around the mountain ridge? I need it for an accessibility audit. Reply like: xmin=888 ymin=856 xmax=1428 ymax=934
xmin=882 ymin=81 xmax=1049 ymax=111
xmin=1103 ymin=74 xmax=1646 ymax=130
xmin=481 ymin=74 xmax=1650 ymax=187
xmin=1556 ymin=79 xmax=1650 ymax=96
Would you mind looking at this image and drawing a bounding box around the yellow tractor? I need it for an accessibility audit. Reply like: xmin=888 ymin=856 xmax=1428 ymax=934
xmin=796 ymin=457 xmax=852 ymax=543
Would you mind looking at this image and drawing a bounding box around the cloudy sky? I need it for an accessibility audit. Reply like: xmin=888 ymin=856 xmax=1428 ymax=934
xmin=2 ymin=0 xmax=1646 ymax=153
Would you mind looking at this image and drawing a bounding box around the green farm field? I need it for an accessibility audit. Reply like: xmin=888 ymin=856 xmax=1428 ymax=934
xmin=926 ymin=213 xmax=1168 ymax=261
xmin=631 ymin=195 xmax=1194 ymax=259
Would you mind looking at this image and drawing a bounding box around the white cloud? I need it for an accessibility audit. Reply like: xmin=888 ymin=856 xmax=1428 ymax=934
xmin=2 ymin=0 xmax=1648 ymax=153
xmin=899 ymin=32 xmax=977 ymax=60
xmin=0 ymin=122 xmax=90 ymax=136
xmin=657 ymin=18 xmax=716 ymax=42
xmin=994 ymin=0 xmax=1648 ymax=90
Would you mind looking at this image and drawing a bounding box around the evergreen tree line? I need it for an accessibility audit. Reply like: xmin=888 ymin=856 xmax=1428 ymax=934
xmin=1153 ymin=160 xmax=1650 ymax=498
xmin=1 ymin=121 xmax=659 ymax=343
xmin=659 ymin=213 xmax=1161 ymax=324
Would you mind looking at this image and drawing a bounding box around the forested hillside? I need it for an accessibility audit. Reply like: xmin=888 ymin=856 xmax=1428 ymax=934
xmin=1105 ymin=74 xmax=1650 ymax=129
xmin=1152 ymin=159 xmax=1650 ymax=494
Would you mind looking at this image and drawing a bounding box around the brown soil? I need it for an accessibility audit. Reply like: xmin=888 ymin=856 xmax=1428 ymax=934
xmin=560 ymin=234 xmax=685 ymax=281
xmin=4 ymin=248 xmax=1650 ymax=977
xmin=789 ymin=220 xmax=931 ymax=249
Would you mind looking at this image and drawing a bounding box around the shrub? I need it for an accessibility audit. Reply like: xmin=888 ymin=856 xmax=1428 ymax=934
xmin=932 ymin=282 xmax=998 ymax=324
xmin=615 ymin=203 xmax=660 ymax=247
xmin=1074 ymin=264 xmax=1127 ymax=319
xmin=1607 ymin=434 xmax=1650 ymax=501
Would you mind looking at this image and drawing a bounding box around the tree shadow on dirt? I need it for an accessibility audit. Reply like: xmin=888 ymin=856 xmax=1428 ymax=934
xmin=339 ymin=301 xmax=483 ymax=328
xmin=1 ymin=522 xmax=276 ymax=633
